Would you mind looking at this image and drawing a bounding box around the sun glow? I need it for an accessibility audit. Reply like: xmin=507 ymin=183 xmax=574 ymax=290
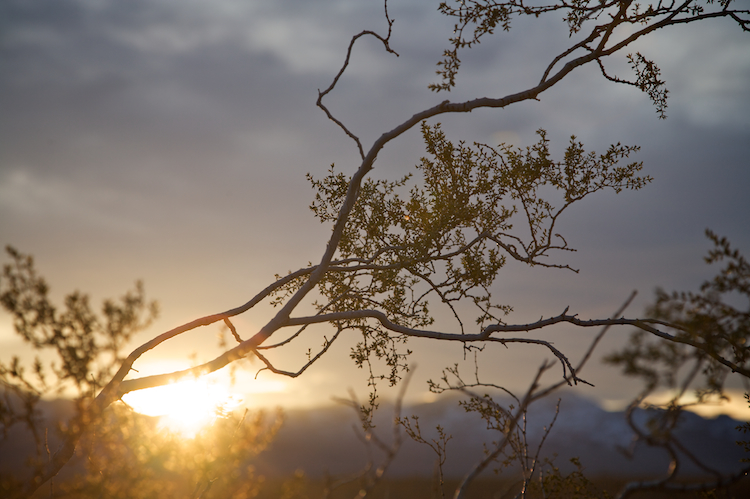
xmin=123 ymin=375 xmax=243 ymax=438
xmin=121 ymin=360 xmax=290 ymax=437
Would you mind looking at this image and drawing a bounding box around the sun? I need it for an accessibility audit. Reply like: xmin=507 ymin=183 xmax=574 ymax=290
xmin=122 ymin=360 xmax=289 ymax=437
xmin=122 ymin=373 xmax=243 ymax=438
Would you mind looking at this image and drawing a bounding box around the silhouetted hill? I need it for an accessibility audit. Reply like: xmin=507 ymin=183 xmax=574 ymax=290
xmin=256 ymin=391 xmax=747 ymax=480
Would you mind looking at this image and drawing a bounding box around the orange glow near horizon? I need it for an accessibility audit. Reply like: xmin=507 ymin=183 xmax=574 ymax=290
xmin=597 ymin=389 xmax=750 ymax=421
xmin=121 ymin=361 xmax=289 ymax=437
xmin=642 ymin=390 xmax=750 ymax=421
xmin=122 ymin=375 xmax=243 ymax=437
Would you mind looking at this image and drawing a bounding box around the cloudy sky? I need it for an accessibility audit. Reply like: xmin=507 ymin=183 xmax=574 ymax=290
xmin=1 ymin=0 xmax=749 ymax=416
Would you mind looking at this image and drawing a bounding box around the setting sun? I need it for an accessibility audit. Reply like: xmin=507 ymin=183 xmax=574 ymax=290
xmin=121 ymin=361 xmax=289 ymax=437
xmin=122 ymin=375 xmax=243 ymax=437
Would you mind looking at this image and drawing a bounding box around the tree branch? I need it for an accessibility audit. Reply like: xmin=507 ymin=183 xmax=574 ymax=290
xmin=453 ymin=361 xmax=553 ymax=499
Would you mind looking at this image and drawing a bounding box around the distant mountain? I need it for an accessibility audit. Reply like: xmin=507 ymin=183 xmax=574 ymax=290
xmin=255 ymin=390 xmax=748 ymax=480
xmin=1 ymin=391 xmax=746 ymax=483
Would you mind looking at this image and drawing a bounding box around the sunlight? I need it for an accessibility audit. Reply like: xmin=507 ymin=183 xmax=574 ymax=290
xmin=121 ymin=361 xmax=289 ymax=437
xmin=123 ymin=374 xmax=243 ymax=438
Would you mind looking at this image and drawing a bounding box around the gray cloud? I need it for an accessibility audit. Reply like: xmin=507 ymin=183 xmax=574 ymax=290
xmin=1 ymin=0 xmax=749 ymax=407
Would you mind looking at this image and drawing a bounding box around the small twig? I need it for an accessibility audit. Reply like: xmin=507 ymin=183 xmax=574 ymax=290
xmin=316 ymin=0 xmax=399 ymax=159
xmin=252 ymin=327 xmax=344 ymax=379
xmin=454 ymin=361 xmax=554 ymax=499
xmin=224 ymin=317 xmax=242 ymax=343
xmin=521 ymin=399 xmax=561 ymax=497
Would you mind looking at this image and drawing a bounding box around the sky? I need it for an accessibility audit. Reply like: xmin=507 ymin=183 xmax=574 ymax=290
xmin=1 ymin=0 xmax=749 ymax=418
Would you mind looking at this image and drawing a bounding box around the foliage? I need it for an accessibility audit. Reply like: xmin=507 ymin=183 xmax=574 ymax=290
xmin=0 ymin=247 xmax=158 ymax=398
xmin=302 ymin=123 xmax=648 ymax=402
xmin=432 ymin=0 xmax=748 ymax=119
xmin=601 ymin=233 xmax=750 ymax=497
xmin=607 ymin=230 xmax=749 ymax=395
xmin=531 ymin=457 xmax=608 ymax=499
xmin=0 ymin=246 xmax=160 ymax=491
xmin=0 ymin=248 xmax=281 ymax=498
xmin=53 ymin=405 xmax=279 ymax=499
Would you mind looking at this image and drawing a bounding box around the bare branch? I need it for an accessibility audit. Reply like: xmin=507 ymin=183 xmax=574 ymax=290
xmin=533 ymin=290 xmax=638 ymax=400
xmin=316 ymin=0 xmax=399 ymax=160
xmin=327 ymin=369 xmax=412 ymax=498
xmin=454 ymin=361 xmax=553 ymax=499
xmin=251 ymin=328 xmax=343 ymax=379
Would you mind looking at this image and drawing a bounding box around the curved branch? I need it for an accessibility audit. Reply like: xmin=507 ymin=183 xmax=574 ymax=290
xmin=252 ymin=328 xmax=343 ymax=379
xmin=285 ymin=309 xmax=750 ymax=378
xmin=483 ymin=337 xmax=587 ymax=386
xmin=532 ymin=290 xmax=637 ymax=401
xmin=614 ymin=389 xmax=750 ymax=499
xmin=316 ymin=0 xmax=399 ymax=159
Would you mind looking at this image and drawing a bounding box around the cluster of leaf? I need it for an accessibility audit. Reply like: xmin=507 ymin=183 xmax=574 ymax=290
xmin=604 ymin=231 xmax=750 ymax=490
xmin=303 ymin=122 xmax=648 ymax=391
xmin=0 ymin=247 xmax=158 ymax=398
xmin=431 ymin=0 xmax=514 ymax=91
xmin=531 ymin=457 xmax=608 ymax=499
xmin=0 ymin=245 xmax=159 ymax=481
xmin=606 ymin=230 xmax=749 ymax=397
xmin=627 ymin=52 xmax=669 ymax=119
xmin=0 ymin=247 xmax=281 ymax=498
xmin=431 ymin=1 xmax=748 ymax=116
xmin=20 ymin=403 xmax=281 ymax=499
